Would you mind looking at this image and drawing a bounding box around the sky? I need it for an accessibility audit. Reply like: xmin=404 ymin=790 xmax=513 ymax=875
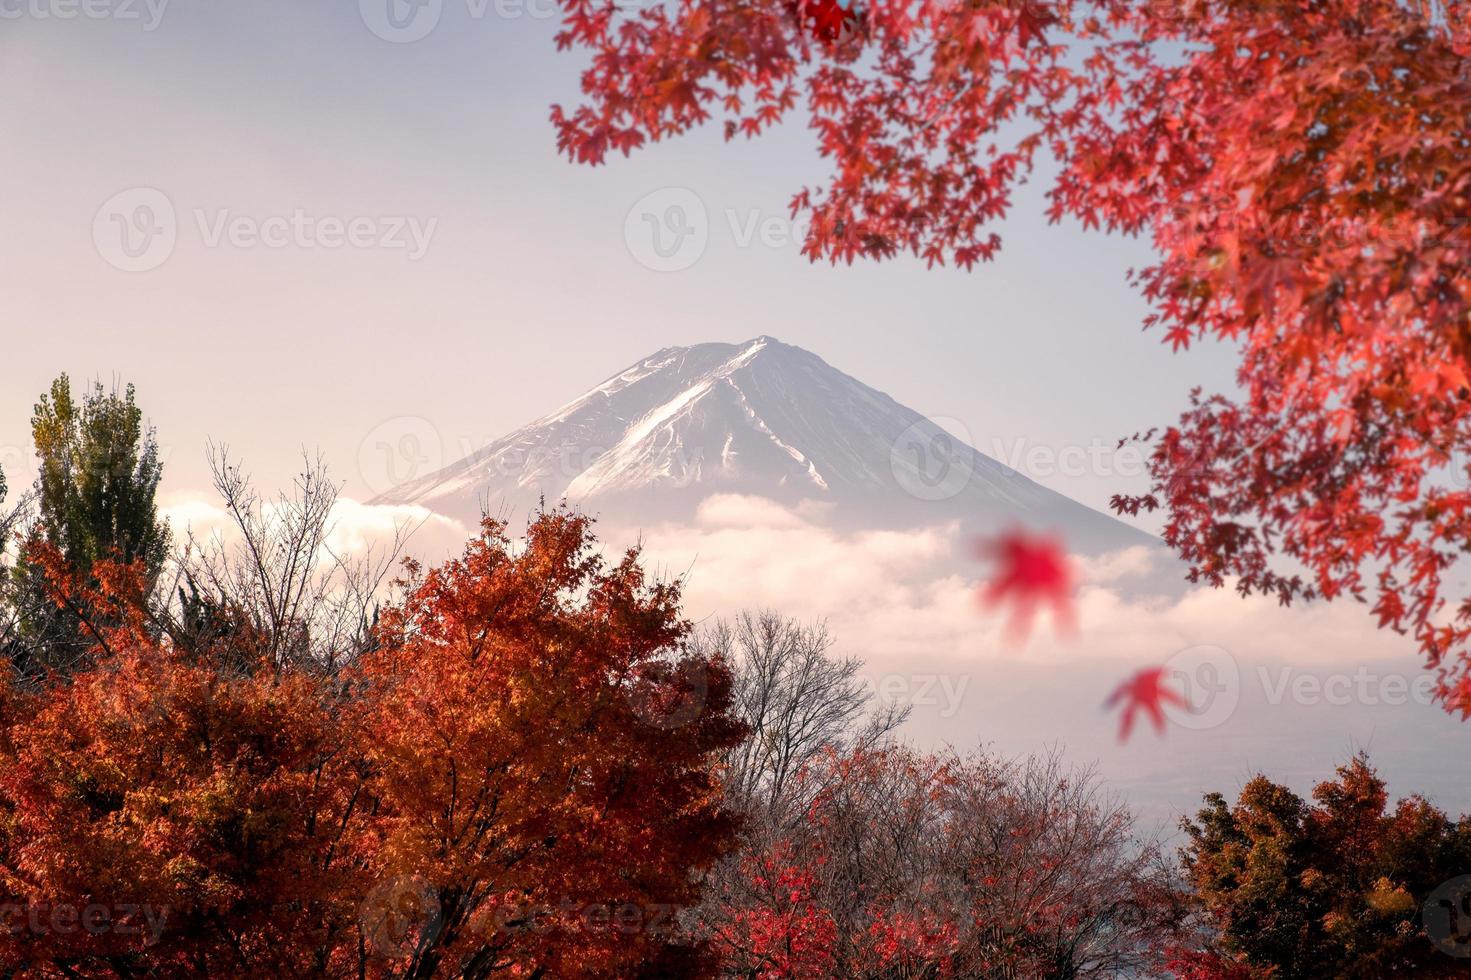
xmin=4 ymin=2 xmax=1465 ymax=826
xmin=0 ymin=0 xmax=1235 ymax=514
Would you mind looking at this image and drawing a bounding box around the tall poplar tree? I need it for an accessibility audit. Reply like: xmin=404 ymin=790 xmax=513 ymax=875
xmin=9 ymin=375 xmax=168 ymax=675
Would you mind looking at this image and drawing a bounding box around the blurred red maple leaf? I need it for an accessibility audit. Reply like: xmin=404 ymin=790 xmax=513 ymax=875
xmin=1104 ymin=667 xmax=1188 ymax=743
xmin=975 ymin=530 xmax=1075 ymax=644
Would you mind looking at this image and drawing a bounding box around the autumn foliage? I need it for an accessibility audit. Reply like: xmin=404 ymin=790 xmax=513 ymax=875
xmin=548 ymin=0 xmax=1471 ymax=711
xmin=0 ymin=544 xmax=366 ymax=975
xmin=4 ymin=507 xmax=1469 ymax=974
xmin=1180 ymin=754 xmax=1471 ymax=977
xmin=354 ymin=512 xmax=744 ymax=977
xmin=0 ymin=513 xmax=745 ymax=978
xmin=704 ymin=745 xmax=1186 ymax=978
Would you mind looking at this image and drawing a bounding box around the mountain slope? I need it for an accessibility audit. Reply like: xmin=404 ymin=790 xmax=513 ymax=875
xmin=373 ymin=337 xmax=1152 ymax=551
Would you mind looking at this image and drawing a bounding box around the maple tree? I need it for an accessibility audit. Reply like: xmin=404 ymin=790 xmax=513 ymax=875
xmin=0 ymin=512 xmax=748 ymax=978
xmin=351 ymin=511 xmax=746 ymax=978
xmin=0 ymin=546 xmax=373 ymax=977
xmin=549 ymin=0 xmax=1471 ymax=709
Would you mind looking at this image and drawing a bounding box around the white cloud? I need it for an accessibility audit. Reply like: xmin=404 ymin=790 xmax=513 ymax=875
xmin=611 ymin=495 xmax=1416 ymax=670
xmin=321 ymin=498 xmax=469 ymax=562
xmin=158 ymin=489 xmax=1419 ymax=682
xmin=159 ymin=494 xmax=469 ymax=567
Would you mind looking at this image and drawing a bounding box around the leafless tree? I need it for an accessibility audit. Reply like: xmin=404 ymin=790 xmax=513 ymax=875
xmin=164 ymin=445 xmax=415 ymax=675
xmin=689 ymin=613 xmax=1183 ymax=976
xmin=693 ymin=610 xmax=908 ymax=823
xmin=933 ymin=748 xmax=1187 ymax=976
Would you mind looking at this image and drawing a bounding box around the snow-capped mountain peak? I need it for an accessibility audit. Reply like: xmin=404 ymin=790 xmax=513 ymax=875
xmin=373 ymin=337 xmax=1149 ymax=550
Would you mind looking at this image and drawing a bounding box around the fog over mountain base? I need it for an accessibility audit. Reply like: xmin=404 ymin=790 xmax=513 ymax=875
xmin=612 ymin=494 xmax=1471 ymax=829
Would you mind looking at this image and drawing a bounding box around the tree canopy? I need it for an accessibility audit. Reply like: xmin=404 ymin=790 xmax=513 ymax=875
xmin=1181 ymin=754 xmax=1471 ymax=977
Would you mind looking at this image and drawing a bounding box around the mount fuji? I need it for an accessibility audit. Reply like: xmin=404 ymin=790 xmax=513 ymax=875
xmin=373 ymin=337 xmax=1153 ymax=552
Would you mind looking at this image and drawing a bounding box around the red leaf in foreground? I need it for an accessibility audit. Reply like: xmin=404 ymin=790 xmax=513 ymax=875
xmin=789 ymin=0 xmax=862 ymax=44
xmin=1105 ymin=666 xmax=1188 ymax=743
xmin=975 ymin=530 xmax=1075 ymax=644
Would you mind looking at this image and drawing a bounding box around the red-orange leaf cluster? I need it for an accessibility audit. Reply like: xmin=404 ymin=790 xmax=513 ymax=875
xmin=705 ymin=745 xmax=1184 ymax=976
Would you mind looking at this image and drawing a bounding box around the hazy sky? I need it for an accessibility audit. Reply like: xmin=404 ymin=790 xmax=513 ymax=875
xmin=0 ymin=0 xmax=1237 ymax=516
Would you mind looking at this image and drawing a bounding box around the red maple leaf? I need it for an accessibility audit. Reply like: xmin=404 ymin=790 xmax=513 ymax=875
xmin=1012 ymin=0 xmax=1057 ymax=49
xmin=1104 ymin=667 xmax=1188 ymax=743
xmin=975 ymin=530 xmax=1075 ymax=644
xmin=790 ymin=0 xmax=862 ymax=44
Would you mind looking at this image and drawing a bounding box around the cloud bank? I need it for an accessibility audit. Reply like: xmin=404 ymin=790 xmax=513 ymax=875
xmin=614 ymin=493 xmax=1416 ymax=670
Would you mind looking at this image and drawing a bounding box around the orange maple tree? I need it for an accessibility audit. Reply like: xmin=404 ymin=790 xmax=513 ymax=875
xmin=0 ymin=513 xmax=746 ymax=978
xmin=548 ymin=0 xmax=1471 ymax=709
xmin=1178 ymin=754 xmax=1471 ymax=975
xmin=0 ymin=545 xmax=371 ymax=976
xmin=355 ymin=512 xmax=745 ymax=977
